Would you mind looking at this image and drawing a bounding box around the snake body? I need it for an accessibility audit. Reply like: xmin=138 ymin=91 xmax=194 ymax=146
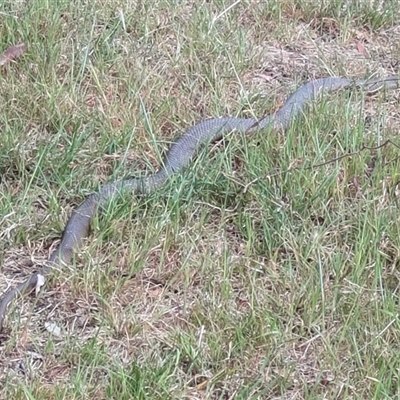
xmin=0 ymin=76 xmax=398 ymax=332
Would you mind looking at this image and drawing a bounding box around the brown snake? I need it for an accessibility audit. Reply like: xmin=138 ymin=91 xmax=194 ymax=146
xmin=0 ymin=75 xmax=398 ymax=333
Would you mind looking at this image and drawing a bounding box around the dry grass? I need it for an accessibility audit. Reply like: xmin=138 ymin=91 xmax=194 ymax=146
xmin=1 ymin=0 xmax=400 ymax=399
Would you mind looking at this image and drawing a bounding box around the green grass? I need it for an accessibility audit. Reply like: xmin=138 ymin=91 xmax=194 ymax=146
xmin=1 ymin=0 xmax=400 ymax=399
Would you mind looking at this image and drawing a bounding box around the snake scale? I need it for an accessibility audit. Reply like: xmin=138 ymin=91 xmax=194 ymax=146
xmin=0 ymin=75 xmax=399 ymax=333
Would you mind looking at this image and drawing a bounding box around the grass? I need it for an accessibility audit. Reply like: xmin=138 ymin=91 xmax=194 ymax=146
xmin=1 ymin=0 xmax=400 ymax=399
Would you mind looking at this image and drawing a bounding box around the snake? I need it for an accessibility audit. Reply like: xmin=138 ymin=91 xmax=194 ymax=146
xmin=0 ymin=75 xmax=398 ymax=333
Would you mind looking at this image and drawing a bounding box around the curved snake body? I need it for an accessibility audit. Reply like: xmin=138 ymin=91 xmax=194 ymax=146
xmin=0 ymin=76 xmax=398 ymax=331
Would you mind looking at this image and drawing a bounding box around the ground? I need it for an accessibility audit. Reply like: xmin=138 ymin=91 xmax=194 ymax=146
xmin=1 ymin=1 xmax=400 ymax=399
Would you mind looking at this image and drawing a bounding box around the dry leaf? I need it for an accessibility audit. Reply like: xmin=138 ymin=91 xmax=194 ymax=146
xmin=45 ymin=322 xmax=62 ymax=337
xmin=35 ymin=273 xmax=46 ymax=296
xmin=356 ymin=41 xmax=367 ymax=56
xmin=0 ymin=43 xmax=27 ymax=66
